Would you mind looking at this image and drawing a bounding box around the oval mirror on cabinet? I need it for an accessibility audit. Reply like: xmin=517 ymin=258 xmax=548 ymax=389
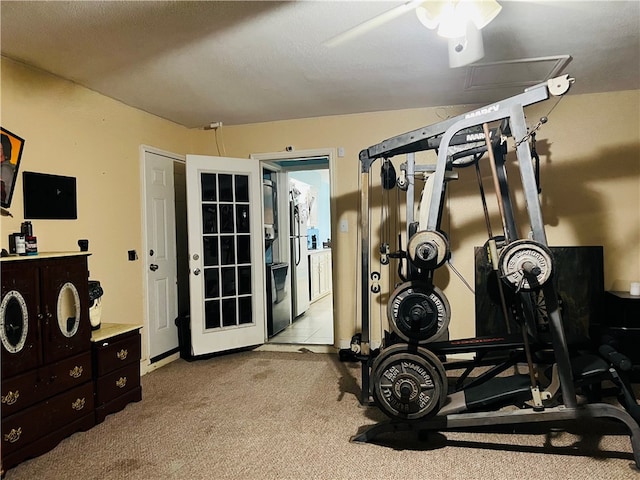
xmin=57 ymin=282 xmax=81 ymax=338
xmin=0 ymin=290 xmax=29 ymax=353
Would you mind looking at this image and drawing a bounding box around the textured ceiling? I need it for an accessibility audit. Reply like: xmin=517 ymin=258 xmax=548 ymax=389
xmin=1 ymin=1 xmax=638 ymax=128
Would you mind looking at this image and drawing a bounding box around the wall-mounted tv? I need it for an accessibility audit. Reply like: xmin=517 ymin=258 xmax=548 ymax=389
xmin=1 ymin=127 xmax=25 ymax=210
xmin=23 ymin=171 xmax=78 ymax=220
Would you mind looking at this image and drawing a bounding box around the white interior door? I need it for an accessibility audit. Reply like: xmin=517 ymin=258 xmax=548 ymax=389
xmin=143 ymin=150 xmax=179 ymax=360
xmin=186 ymin=154 xmax=265 ymax=356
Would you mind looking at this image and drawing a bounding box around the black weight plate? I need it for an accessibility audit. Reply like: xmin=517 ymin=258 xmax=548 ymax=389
xmin=387 ymin=282 xmax=451 ymax=344
xmin=371 ymin=344 xmax=447 ymax=421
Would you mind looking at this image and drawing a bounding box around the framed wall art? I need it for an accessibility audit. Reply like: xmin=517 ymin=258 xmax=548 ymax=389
xmin=1 ymin=127 xmax=25 ymax=209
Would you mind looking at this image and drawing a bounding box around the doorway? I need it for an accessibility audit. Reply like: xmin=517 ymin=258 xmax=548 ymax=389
xmin=252 ymin=149 xmax=336 ymax=347
xmin=143 ymin=147 xmax=336 ymax=364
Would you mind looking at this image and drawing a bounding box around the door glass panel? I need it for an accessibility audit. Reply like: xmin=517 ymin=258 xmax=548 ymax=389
xmin=202 ymin=205 xmax=218 ymax=234
xmin=235 ymin=176 xmax=249 ymax=202
xmin=204 ymin=300 xmax=220 ymax=329
xmin=218 ymin=174 xmax=233 ymax=202
xmin=238 ymin=266 xmax=251 ymax=295
xmin=236 ymin=205 xmax=250 ymax=233
xmin=220 ymin=236 xmax=235 ymax=265
xmin=203 ymin=237 xmax=219 ymax=266
xmin=198 ymin=171 xmax=254 ymax=331
xmin=201 ymin=173 xmax=217 ymax=201
xmin=237 ymin=236 xmax=250 ymax=264
xmin=221 ymin=298 xmax=236 ymax=326
xmin=238 ymin=297 xmax=252 ymax=324
xmin=219 ymin=204 xmax=234 ymax=233
xmin=204 ymin=268 xmax=219 ymax=298
xmin=221 ymin=267 xmax=236 ymax=296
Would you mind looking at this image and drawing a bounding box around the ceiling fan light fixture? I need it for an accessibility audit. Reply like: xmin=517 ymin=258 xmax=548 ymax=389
xmin=416 ymin=0 xmax=502 ymax=38
xmin=437 ymin=4 xmax=467 ymax=38
xmin=416 ymin=1 xmax=450 ymax=30
xmin=448 ymin=22 xmax=485 ymax=68
xmin=465 ymin=0 xmax=502 ymax=30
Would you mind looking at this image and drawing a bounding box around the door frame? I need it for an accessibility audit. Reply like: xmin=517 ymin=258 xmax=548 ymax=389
xmin=140 ymin=145 xmax=184 ymax=374
xmin=250 ymin=148 xmax=338 ymax=346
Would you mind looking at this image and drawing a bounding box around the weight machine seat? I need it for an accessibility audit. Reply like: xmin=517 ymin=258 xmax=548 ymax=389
xmin=464 ymin=374 xmax=532 ymax=412
xmin=571 ymin=354 xmax=609 ymax=381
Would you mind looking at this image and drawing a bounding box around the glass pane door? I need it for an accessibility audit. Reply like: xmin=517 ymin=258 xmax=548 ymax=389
xmin=186 ymin=155 xmax=265 ymax=356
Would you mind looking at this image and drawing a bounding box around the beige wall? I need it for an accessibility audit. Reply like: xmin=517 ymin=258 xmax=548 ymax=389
xmin=0 ymin=58 xmax=199 ymax=363
xmin=2 ymin=56 xmax=639 ymax=356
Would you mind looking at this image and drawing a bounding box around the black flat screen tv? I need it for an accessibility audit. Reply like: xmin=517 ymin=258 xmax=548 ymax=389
xmin=23 ymin=171 xmax=77 ymax=219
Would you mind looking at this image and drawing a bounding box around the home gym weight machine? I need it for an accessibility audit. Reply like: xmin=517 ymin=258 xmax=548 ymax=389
xmin=351 ymin=74 xmax=640 ymax=466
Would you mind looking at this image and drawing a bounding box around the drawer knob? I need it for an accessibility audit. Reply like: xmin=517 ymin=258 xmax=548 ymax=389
xmin=69 ymin=366 xmax=84 ymax=378
xmin=4 ymin=427 xmax=22 ymax=443
xmin=116 ymin=377 xmax=128 ymax=389
xmin=117 ymin=349 xmax=128 ymax=361
xmin=2 ymin=390 xmax=20 ymax=406
xmin=71 ymin=398 xmax=86 ymax=411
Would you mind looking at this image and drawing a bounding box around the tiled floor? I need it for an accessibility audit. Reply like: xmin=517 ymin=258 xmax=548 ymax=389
xmin=269 ymin=293 xmax=334 ymax=345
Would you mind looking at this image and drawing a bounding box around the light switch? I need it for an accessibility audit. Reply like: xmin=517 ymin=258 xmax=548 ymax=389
xmin=340 ymin=219 xmax=348 ymax=232
xmin=338 ymin=147 xmax=345 ymax=157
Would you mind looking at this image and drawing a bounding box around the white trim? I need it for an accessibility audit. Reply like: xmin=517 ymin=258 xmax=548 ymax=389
xmin=250 ymin=147 xmax=336 ymax=162
xmin=140 ymin=352 xmax=181 ymax=376
xmin=141 ymin=144 xmax=185 ymax=163
xmin=139 ymin=145 xmax=184 ymax=368
xmin=255 ymin=343 xmax=337 ymax=354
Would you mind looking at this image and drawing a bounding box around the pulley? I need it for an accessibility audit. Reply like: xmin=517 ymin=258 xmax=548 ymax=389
xmin=387 ymin=282 xmax=450 ymax=344
xmin=371 ymin=344 xmax=447 ymax=421
xmin=407 ymin=230 xmax=449 ymax=270
xmin=498 ymin=240 xmax=553 ymax=291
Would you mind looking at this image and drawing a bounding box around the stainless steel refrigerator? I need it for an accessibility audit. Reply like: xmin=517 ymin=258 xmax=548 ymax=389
xmin=290 ymin=198 xmax=310 ymax=319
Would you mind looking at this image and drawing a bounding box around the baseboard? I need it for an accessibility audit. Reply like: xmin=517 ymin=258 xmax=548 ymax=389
xmin=256 ymin=343 xmax=337 ymax=354
xmin=140 ymin=352 xmax=180 ymax=376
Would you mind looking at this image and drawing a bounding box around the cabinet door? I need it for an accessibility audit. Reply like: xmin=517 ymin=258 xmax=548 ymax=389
xmin=41 ymin=257 xmax=91 ymax=364
xmin=1 ymin=262 xmax=41 ymax=379
xmin=310 ymin=255 xmax=321 ymax=301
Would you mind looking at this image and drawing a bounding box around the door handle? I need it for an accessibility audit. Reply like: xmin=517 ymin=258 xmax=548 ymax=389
xmin=150 ymin=264 xmax=159 ymax=272
xmin=193 ymin=268 xmax=201 ymax=276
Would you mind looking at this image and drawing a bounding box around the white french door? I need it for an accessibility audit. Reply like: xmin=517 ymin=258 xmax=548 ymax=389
xmin=186 ymin=155 xmax=265 ymax=356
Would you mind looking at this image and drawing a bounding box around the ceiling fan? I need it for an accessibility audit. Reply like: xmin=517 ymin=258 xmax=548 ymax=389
xmin=324 ymin=0 xmax=503 ymax=68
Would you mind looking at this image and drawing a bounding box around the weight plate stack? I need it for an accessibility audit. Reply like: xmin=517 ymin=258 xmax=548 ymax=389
xmin=387 ymin=282 xmax=451 ymax=344
xmin=371 ymin=344 xmax=447 ymax=421
xmin=407 ymin=230 xmax=449 ymax=270
xmin=498 ymin=240 xmax=553 ymax=291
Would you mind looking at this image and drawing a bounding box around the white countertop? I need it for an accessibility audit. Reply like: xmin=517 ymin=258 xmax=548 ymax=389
xmin=91 ymin=322 xmax=143 ymax=343
xmin=0 ymin=251 xmax=91 ymax=262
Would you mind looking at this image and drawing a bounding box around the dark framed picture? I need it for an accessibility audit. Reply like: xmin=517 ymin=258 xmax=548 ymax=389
xmin=1 ymin=127 xmax=25 ymax=209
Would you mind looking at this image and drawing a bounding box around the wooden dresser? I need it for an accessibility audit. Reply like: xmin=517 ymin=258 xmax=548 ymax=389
xmin=1 ymin=253 xmax=95 ymax=472
xmin=91 ymin=323 xmax=142 ymax=424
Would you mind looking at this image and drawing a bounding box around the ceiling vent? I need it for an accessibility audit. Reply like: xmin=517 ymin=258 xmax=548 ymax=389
xmin=465 ymin=55 xmax=572 ymax=91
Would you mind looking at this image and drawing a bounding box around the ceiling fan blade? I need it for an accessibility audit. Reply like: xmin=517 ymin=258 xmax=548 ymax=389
xmin=324 ymin=0 xmax=423 ymax=48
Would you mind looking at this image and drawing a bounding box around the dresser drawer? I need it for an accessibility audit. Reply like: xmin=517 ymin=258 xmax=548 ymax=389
xmin=2 ymin=400 xmax=48 ymax=455
xmin=2 ymin=382 xmax=94 ymax=456
xmin=46 ymin=382 xmax=95 ymax=432
xmin=42 ymin=351 xmax=93 ymax=399
xmin=1 ymin=370 xmax=41 ymax=416
xmin=95 ymin=362 xmax=141 ymax=406
xmin=94 ymin=332 xmax=141 ymax=377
